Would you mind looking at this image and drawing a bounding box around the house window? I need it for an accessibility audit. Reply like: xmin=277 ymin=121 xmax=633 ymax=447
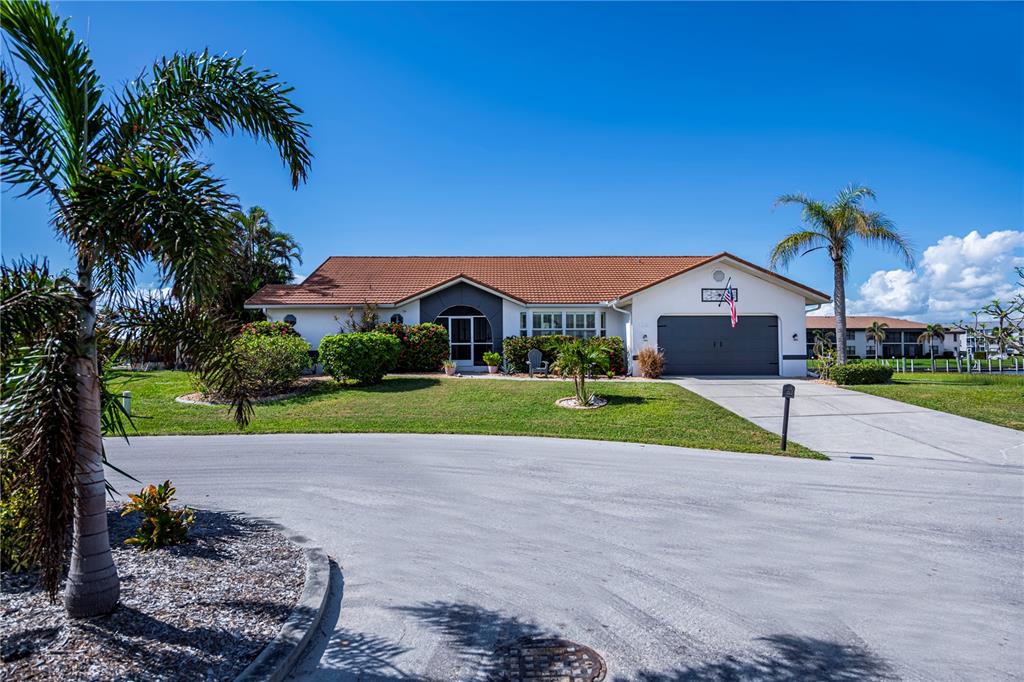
xmin=525 ymin=310 xmax=607 ymax=338
xmin=846 ymin=330 xmax=856 ymax=341
xmin=283 ymin=314 xmax=297 ymax=325
xmin=846 ymin=345 xmax=857 ymax=356
xmin=390 ymin=313 xmax=404 ymax=324
xmin=565 ymin=312 xmax=597 ymax=338
xmin=532 ymin=312 xmax=563 ymax=335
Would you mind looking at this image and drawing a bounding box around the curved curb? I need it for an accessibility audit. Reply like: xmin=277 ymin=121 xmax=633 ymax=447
xmin=234 ymin=532 xmax=331 ymax=682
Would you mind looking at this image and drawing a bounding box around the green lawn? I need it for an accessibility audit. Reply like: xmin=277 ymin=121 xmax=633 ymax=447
xmin=848 ymin=372 xmax=1024 ymax=430
xmin=107 ymin=371 xmax=823 ymax=459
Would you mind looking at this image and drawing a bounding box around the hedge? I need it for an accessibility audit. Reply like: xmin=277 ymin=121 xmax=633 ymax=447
xmin=231 ymin=333 xmax=311 ymax=395
xmin=502 ymin=335 xmax=626 ymax=374
xmin=239 ymin=320 xmax=301 ymax=337
xmin=375 ymin=322 xmax=450 ymax=371
xmin=319 ymin=332 xmax=401 ymax=384
xmin=830 ymin=363 xmax=894 ymax=385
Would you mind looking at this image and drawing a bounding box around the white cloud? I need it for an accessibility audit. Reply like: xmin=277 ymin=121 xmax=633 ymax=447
xmin=809 ymin=229 xmax=1024 ymax=322
xmin=291 ymin=273 xmax=307 ymax=284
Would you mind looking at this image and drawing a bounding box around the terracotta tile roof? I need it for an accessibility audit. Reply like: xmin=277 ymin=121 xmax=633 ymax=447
xmin=806 ymin=315 xmax=930 ymax=330
xmin=246 ymin=253 xmax=829 ymax=307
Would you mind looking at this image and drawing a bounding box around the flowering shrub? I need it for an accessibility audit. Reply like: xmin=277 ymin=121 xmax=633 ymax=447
xmin=122 ymin=481 xmax=194 ymax=551
xmin=319 ymin=332 xmax=401 ymax=384
xmin=239 ymin=320 xmax=300 ymax=337
xmin=375 ymin=322 xmax=450 ymax=371
xmin=503 ymin=335 xmax=626 ymax=375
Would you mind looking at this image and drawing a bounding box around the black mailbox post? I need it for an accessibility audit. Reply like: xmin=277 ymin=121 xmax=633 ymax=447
xmin=781 ymin=383 xmax=795 ymax=450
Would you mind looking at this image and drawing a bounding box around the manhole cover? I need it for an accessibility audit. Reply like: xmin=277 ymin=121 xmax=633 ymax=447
xmin=492 ymin=636 xmax=607 ymax=682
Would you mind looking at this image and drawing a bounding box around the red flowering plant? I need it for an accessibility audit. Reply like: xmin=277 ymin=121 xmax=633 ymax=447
xmin=240 ymin=320 xmax=300 ymax=337
xmin=374 ymin=322 xmax=449 ymax=371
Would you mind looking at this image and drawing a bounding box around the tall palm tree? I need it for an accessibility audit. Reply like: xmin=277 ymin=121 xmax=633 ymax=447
xmin=769 ymin=185 xmax=913 ymax=364
xmin=1 ymin=0 xmax=311 ymax=617
xmin=917 ymin=323 xmax=946 ymax=371
xmin=865 ymin=320 xmax=889 ymax=359
xmin=223 ymin=206 xmax=302 ymax=320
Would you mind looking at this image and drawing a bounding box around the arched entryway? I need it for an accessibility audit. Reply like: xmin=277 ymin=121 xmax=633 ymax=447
xmin=435 ymin=305 xmax=493 ymax=368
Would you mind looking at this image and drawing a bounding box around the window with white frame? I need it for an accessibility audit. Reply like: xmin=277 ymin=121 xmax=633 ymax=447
xmin=521 ymin=310 xmax=607 ymax=338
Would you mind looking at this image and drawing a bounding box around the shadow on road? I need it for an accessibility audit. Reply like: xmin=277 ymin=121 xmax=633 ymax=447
xmin=294 ymin=587 xmax=898 ymax=681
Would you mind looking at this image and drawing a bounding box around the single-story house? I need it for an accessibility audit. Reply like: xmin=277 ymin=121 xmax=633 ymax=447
xmin=245 ymin=253 xmax=830 ymax=377
xmin=805 ymin=316 xmax=962 ymax=359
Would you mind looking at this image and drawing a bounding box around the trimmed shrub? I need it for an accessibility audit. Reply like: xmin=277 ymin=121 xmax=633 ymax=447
xmin=319 ymin=332 xmax=401 ymax=384
xmin=503 ymin=335 xmax=627 ymax=374
xmin=375 ymin=322 xmax=450 ymax=371
xmin=830 ymin=363 xmax=894 ymax=385
xmin=231 ymin=332 xmax=311 ymax=396
xmin=637 ymin=347 xmax=665 ymax=378
xmin=239 ymin=320 xmax=300 ymax=337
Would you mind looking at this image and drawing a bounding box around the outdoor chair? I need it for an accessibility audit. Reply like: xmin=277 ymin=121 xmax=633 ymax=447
xmin=527 ymin=348 xmax=549 ymax=378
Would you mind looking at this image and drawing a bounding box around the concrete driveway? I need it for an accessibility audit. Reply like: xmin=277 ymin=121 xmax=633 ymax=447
xmin=103 ymin=433 xmax=1023 ymax=681
xmin=671 ymin=377 xmax=1024 ymax=469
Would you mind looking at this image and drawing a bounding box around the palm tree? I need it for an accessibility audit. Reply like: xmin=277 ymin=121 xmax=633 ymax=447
xmin=811 ymin=329 xmax=835 ymax=359
xmin=1 ymin=0 xmax=311 ymax=617
xmin=865 ymin=320 xmax=889 ymax=359
xmin=917 ymin=323 xmax=946 ymax=371
xmin=557 ymin=339 xmax=610 ymax=406
xmin=223 ymin=206 xmax=302 ymax=320
xmin=769 ymin=185 xmax=913 ymax=364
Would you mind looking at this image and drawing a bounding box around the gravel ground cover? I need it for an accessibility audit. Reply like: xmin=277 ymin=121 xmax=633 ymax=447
xmin=1 ymin=508 xmax=304 ymax=681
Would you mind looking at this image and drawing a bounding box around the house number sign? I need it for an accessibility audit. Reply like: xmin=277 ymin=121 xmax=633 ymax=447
xmin=701 ymin=287 xmax=738 ymax=303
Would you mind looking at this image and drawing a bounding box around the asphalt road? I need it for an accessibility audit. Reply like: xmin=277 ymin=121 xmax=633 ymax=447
xmin=104 ymin=433 xmax=1023 ymax=681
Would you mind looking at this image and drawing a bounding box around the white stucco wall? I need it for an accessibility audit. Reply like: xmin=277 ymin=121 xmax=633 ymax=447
xmin=629 ymin=261 xmax=810 ymax=377
xmin=263 ymin=300 xmax=420 ymax=349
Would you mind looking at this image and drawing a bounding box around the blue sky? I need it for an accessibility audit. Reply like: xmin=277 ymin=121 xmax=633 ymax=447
xmin=2 ymin=1 xmax=1021 ymax=319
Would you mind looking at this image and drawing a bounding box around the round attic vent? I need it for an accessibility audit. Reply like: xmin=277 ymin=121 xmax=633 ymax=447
xmin=712 ymin=269 xmax=726 ymax=282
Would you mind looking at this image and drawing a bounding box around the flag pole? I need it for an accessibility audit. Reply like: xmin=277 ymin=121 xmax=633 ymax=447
xmin=718 ymin=277 xmax=732 ymax=306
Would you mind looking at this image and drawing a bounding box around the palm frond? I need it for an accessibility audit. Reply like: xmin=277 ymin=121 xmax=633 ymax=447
xmin=834 ymin=183 xmax=876 ymax=209
xmin=768 ymin=230 xmax=827 ymax=270
xmin=107 ymin=295 xmax=254 ymax=427
xmin=110 ymin=50 xmax=312 ymax=188
xmin=0 ymin=259 xmax=80 ymax=600
xmin=855 ymin=212 xmax=915 ymax=267
xmin=0 ymin=67 xmax=65 ymax=204
xmin=70 ymin=154 xmax=240 ymax=303
xmin=1 ymin=0 xmax=106 ymax=186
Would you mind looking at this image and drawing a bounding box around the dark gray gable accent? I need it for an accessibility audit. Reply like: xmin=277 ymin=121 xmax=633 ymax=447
xmin=419 ymin=281 xmax=503 ymax=351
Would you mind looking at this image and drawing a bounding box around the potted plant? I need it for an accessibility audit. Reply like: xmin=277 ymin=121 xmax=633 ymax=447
xmin=482 ymin=351 xmax=502 ymax=374
xmin=442 ymin=359 xmax=458 ymax=376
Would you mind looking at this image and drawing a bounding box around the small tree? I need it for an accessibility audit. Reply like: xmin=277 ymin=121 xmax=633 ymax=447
xmin=917 ymin=323 xmax=946 ymax=371
xmin=865 ymin=320 xmax=888 ymax=359
xmin=557 ymin=339 xmax=610 ymax=406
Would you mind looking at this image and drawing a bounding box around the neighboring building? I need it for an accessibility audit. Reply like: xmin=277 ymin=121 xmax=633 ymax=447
xmin=805 ymin=316 xmax=961 ymax=359
xmin=245 ymin=253 xmax=830 ymax=376
xmin=950 ymin=325 xmax=1021 ymax=357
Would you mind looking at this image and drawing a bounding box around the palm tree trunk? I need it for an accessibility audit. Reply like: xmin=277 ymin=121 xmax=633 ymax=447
xmin=833 ymin=258 xmax=848 ymax=365
xmin=64 ymin=267 xmax=120 ymax=618
xmin=930 ymin=346 xmax=935 ymax=372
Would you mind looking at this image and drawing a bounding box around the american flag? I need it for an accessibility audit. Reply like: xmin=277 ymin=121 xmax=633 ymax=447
xmin=723 ymin=287 xmax=737 ymax=328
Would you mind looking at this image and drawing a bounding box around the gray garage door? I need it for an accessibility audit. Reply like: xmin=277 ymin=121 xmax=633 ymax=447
xmin=657 ymin=315 xmax=779 ymax=375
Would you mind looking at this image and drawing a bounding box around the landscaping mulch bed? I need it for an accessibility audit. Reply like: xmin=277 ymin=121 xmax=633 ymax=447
xmin=1 ymin=508 xmax=304 ymax=681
